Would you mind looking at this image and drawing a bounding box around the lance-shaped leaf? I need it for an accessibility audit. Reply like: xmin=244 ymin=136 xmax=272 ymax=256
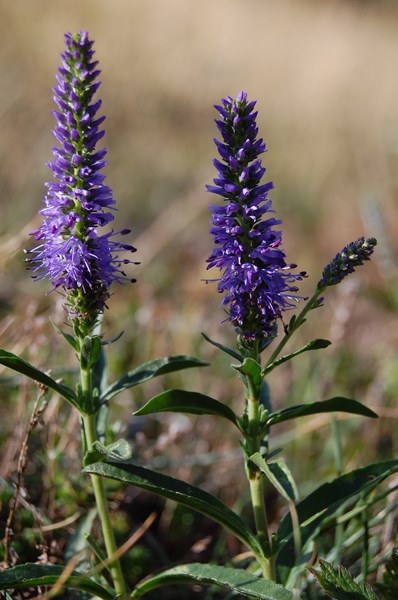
xmin=100 ymin=355 xmax=208 ymax=404
xmin=276 ymin=459 xmax=398 ymax=585
xmin=131 ymin=563 xmax=293 ymax=599
xmin=250 ymin=453 xmax=298 ymax=503
xmin=0 ymin=563 xmax=114 ymax=600
xmin=201 ymin=332 xmax=243 ymax=361
xmin=262 ymin=339 xmax=331 ymax=376
xmin=84 ymin=461 xmax=265 ymax=563
xmin=233 ymin=358 xmax=262 ymax=399
xmin=0 ymin=348 xmax=79 ymax=410
xmin=134 ymin=389 xmax=239 ymax=427
xmin=50 ymin=318 xmax=78 ymax=350
xmin=266 ymin=397 xmax=377 ymax=427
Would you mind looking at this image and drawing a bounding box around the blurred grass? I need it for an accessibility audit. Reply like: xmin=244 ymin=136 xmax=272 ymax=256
xmin=1 ymin=0 xmax=398 ymax=590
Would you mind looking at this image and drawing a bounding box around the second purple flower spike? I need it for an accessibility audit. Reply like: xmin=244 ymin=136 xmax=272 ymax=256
xmin=206 ymin=92 xmax=305 ymax=345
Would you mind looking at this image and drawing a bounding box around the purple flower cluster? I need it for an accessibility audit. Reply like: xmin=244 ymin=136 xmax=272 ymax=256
xmin=27 ymin=32 xmax=137 ymax=326
xmin=206 ymin=92 xmax=305 ymax=343
xmin=318 ymin=237 xmax=377 ymax=289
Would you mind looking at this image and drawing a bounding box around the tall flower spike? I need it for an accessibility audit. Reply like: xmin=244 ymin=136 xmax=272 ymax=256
xmin=318 ymin=237 xmax=377 ymax=289
xmin=206 ymin=92 xmax=305 ymax=345
xmin=26 ymin=32 xmax=137 ymax=331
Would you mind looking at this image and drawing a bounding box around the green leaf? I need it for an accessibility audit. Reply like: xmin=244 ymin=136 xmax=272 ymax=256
xmin=0 ymin=348 xmax=79 ymax=410
xmin=250 ymin=453 xmax=298 ymax=503
xmin=263 ymin=339 xmax=331 ymax=375
xmin=0 ymin=563 xmax=114 ymax=600
xmin=100 ymin=330 xmax=124 ymax=345
xmin=131 ymin=563 xmax=293 ymax=599
xmin=233 ymin=357 xmax=262 ymax=399
xmin=84 ymin=439 xmax=132 ymax=466
xmin=80 ymin=335 xmax=102 ymax=370
xmin=50 ymin=318 xmax=78 ymax=350
xmin=310 ymin=560 xmax=378 ymax=600
xmin=266 ymin=397 xmax=378 ymax=427
xmin=276 ymin=459 xmax=398 ymax=584
xmin=134 ymin=389 xmax=239 ymax=426
xmin=100 ymin=355 xmax=209 ymax=404
xmin=84 ymin=460 xmax=265 ymax=563
xmin=201 ymin=331 xmax=243 ymax=361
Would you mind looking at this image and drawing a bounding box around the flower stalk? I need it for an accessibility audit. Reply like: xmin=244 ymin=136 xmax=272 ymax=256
xmin=245 ymin=384 xmax=274 ymax=579
xmin=25 ymin=31 xmax=138 ymax=596
xmin=206 ymin=94 xmax=378 ymax=583
xmin=206 ymin=92 xmax=303 ymax=579
xmin=82 ymin=407 xmax=127 ymax=597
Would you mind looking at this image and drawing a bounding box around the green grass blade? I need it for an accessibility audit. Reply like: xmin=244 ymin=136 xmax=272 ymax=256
xmin=276 ymin=459 xmax=398 ymax=584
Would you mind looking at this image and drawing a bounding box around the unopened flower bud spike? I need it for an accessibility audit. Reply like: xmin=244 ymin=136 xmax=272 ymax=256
xmin=264 ymin=237 xmax=377 ymax=372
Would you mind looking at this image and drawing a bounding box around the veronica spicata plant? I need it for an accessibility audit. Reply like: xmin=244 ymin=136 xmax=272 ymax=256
xmin=114 ymin=93 xmax=393 ymax=598
xmin=0 ymin=32 xmax=207 ymax=600
xmin=198 ymin=93 xmax=380 ymax=582
xmin=1 ymin=40 xmax=397 ymax=600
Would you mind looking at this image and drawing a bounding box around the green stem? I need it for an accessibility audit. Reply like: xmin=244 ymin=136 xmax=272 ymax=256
xmin=263 ymin=289 xmax=323 ymax=372
xmin=247 ymin=471 xmax=275 ymax=579
xmin=245 ymin=378 xmax=275 ymax=580
xmin=81 ymin=369 xmax=127 ymax=598
xmin=241 ymin=290 xmax=325 ymax=577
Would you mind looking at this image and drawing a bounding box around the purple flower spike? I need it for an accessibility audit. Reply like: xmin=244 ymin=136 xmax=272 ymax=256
xmin=206 ymin=92 xmax=305 ymax=344
xmin=26 ymin=32 xmax=137 ymax=329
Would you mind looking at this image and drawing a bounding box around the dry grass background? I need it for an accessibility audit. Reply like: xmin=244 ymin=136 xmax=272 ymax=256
xmin=1 ymin=0 xmax=398 ymax=583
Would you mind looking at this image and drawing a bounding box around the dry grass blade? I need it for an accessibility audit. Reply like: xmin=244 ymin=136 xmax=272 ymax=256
xmin=2 ymin=385 xmax=49 ymax=566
